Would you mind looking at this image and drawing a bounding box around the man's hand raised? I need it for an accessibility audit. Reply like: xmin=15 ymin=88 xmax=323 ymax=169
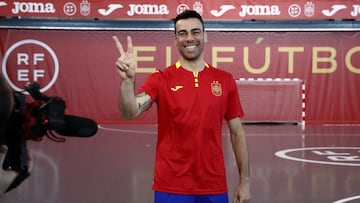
xmin=112 ymin=36 xmax=135 ymax=81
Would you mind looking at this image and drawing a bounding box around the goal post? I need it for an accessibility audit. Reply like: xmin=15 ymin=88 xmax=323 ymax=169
xmin=236 ymin=78 xmax=305 ymax=125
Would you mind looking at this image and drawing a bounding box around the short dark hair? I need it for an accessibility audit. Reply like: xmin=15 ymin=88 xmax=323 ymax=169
xmin=173 ymin=10 xmax=204 ymax=33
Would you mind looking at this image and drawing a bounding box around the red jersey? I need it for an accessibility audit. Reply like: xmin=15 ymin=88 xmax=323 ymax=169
xmin=138 ymin=61 xmax=244 ymax=195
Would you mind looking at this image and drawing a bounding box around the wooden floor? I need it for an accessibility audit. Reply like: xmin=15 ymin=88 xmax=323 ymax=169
xmin=1 ymin=124 xmax=360 ymax=203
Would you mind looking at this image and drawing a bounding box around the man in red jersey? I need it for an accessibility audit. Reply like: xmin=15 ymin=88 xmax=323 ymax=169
xmin=113 ymin=10 xmax=251 ymax=203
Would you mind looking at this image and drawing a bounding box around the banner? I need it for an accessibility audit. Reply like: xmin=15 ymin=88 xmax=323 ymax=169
xmin=1 ymin=29 xmax=360 ymax=125
xmin=1 ymin=0 xmax=360 ymax=20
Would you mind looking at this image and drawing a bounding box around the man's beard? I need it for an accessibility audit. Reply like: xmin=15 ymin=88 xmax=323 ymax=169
xmin=178 ymin=45 xmax=203 ymax=61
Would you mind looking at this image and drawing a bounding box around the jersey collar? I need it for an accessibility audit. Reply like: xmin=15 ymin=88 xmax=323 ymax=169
xmin=175 ymin=60 xmax=209 ymax=69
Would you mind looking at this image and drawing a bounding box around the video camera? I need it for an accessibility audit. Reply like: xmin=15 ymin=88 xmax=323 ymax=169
xmin=2 ymin=82 xmax=98 ymax=192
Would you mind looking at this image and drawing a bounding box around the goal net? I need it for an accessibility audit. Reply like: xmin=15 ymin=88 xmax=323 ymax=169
xmin=236 ymin=78 xmax=304 ymax=125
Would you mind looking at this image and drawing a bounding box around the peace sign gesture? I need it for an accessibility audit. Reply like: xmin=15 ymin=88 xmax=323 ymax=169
xmin=113 ymin=36 xmax=135 ymax=81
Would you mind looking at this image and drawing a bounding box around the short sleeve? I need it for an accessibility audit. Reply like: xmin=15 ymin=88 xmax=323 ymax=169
xmin=137 ymin=71 xmax=162 ymax=103
xmin=224 ymin=77 xmax=244 ymax=120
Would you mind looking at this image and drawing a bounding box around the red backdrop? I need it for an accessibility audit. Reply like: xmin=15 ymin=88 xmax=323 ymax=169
xmin=1 ymin=29 xmax=360 ymax=125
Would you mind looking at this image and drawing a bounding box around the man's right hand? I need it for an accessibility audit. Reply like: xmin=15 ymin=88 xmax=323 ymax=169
xmin=112 ymin=36 xmax=136 ymax=81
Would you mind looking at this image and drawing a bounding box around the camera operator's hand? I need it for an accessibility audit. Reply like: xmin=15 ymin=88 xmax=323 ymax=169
xmin=112 ymin=36 xmax=136 ymax=81
xmin=0 ymin=144 xmax=33 ymax=195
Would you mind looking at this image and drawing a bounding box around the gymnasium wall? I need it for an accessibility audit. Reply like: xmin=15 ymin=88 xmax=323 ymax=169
xmin=1 ymin=29 xmax=359 ymax=125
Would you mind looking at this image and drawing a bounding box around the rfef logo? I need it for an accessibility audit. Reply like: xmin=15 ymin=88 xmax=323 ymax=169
xmin=1 ymin=39 xmax=59 ymax=92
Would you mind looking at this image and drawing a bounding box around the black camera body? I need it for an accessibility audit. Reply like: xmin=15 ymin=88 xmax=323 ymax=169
xmin=2 ymin=82 xmax=98 ymax=179
xmin=3 ymin=83 xmax=69 ymax=172
xmin=3 ymin=91 xmax=28 ymax=172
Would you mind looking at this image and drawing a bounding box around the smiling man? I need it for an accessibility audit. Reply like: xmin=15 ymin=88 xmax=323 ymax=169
xmin=113 ymin=10 xmax=251 ymax=203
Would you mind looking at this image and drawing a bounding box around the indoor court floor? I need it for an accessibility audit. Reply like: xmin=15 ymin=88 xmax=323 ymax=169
xmin=1 ymin=124 xmax=359 ymax=203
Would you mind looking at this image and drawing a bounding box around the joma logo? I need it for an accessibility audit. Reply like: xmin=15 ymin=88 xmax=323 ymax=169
xmin=239 ymin=5 xmax=281 ymax=17
xmin=12 ymin=2 xmax=56 ymax=14
xmin=127 ymin=4 xmax=169 ymax=16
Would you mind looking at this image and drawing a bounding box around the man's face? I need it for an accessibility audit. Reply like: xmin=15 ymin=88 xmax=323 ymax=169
xmin=174 ymin=18 xmax=207 ymax=61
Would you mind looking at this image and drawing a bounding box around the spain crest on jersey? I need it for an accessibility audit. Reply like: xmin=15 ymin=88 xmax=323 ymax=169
xmin=211 ymin=81 xmax=222 ymax=96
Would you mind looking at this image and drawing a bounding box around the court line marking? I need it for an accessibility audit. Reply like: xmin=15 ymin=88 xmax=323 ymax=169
xmin=275 ymin=147 xmax=360 ymax=166
xmin=98 ymin=125 xmax=360 ymax=137
xmin=98 ymin=125 xmax=157 ymax=134
xmin=98 ymin=125 xmax=303 ymax=137
xmin=333 ymin=195 xmax=360 ymax=203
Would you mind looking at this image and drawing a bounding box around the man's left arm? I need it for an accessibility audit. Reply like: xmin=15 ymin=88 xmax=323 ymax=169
xmin=228 ymin=117 xmax=251 ymax=203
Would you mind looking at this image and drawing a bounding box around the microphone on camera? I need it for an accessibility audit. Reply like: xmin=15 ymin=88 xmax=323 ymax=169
xmin=55 ymin=115 xmax=98 ymax=138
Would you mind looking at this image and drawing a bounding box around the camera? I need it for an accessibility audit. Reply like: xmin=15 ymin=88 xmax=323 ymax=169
xmin=2 ymin=82 xmax=98 ymax=192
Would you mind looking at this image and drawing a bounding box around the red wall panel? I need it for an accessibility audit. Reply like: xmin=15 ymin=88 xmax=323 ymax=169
xmin=1 ymin=29 xmax=359 ymax=124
